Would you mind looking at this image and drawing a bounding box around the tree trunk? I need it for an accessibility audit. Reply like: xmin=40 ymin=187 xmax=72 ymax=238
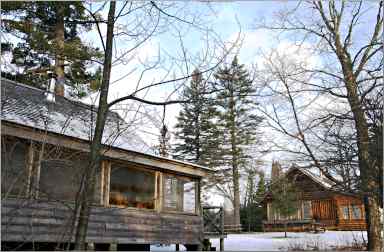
xmin=73 ymin=2 xmax=116 ymax=250
xmin=337 ymin=50 xmax=382 ymax=252
xmin=229 ymin=92 xmax=241 ymax=230
xmin=54 ymin=3 xmax=65 ymax=96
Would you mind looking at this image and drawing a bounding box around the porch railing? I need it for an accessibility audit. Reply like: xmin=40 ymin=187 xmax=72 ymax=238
xmin=202 ymin=206 xmax=225 ymax=237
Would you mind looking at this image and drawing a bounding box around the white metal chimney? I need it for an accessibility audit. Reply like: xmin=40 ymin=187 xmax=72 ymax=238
xmin=45 ymin=74 xmax=56 ymax=103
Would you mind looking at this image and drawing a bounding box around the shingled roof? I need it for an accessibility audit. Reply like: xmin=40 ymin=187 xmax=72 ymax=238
xmin=288 ymin=167 xmax=337 ymax=190
xmin=1 ymin=78 xmax=152 ymax=154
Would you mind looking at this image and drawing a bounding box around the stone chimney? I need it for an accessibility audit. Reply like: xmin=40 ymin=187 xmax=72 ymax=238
xmin=271 ymin=160 xmax=282 ymax=181
xmin=45 ymin=76 xmax=56 ymax=103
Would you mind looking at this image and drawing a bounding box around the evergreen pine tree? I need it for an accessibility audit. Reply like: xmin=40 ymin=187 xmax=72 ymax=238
xmin=1 ymin=2 xmax=102 ymax=97
xmin=213 ymin=56 xmax=263 ymax=229
xmin=270 ymin=175 xmax=299 ymax=238
xmin=173 ymin=69 xmax=221 ymax=168
xmin=241 ymin=169 xmax=267 ymax=232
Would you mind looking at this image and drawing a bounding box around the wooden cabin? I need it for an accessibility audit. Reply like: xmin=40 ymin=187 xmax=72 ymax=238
xmin=1 ymin=79 xmax=213 ymax=250
xmin=263 ymin=167 xmax=367 ymax=232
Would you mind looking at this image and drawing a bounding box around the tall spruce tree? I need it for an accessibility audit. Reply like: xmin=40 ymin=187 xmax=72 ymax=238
xmin=213 ymin=56 xmax=262 ymax=229
xmin=1 ymin=2 xmax=102 ymax=97
xmin=173 ymin=69 xmax=221 ymax=168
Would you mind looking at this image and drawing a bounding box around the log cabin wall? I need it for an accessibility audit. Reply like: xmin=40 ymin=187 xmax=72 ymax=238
xmin=334 ymin=195 xmax=366 ymax=230
xmin=1 ymin=135 xmax=204 ymax=246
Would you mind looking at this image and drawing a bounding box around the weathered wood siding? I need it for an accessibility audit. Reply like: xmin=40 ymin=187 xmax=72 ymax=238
xmin=334 ymin=195 xmax=367 ymax=230
xmin=2 ymin=199 xmax=203 ymax=245
xmin=311 ymin=199 xmax=337 ymax=227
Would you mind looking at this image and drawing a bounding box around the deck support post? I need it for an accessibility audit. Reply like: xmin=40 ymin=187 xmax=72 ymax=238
xmin=87 ymin=242 xmax=95 ymax=251
xmin=219 ymin=238 xmax=224 ymax=251
xmin=109 ymin=243 xmax=117 ymax=251
xmin=175 ymin=244 xmax=179 ymax=251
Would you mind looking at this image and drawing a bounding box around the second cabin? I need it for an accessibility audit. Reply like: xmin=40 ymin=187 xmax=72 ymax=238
xmin=262 ymin=166 xmax=367 ymax=232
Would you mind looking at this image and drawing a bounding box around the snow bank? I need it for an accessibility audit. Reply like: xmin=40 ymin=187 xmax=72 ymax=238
xmin=150 ymin=231 xmax=367 ymax=251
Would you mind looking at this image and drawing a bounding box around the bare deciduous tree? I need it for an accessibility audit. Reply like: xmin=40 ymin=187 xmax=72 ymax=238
xmin=256 ymin=1 xmax=383 ymax=250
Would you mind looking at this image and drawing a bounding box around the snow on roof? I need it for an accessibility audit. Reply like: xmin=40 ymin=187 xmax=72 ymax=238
xmin=1 ymin=78 xmax=153 ymax=154
xmin=1 ymin=79 xmax=213 ymax=171
xmin=291 ymin=167 xmax=336 ymax=189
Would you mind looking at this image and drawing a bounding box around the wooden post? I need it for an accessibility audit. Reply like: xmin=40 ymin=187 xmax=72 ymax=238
xmin=87 ymin=242 xmax=95 ymax=251
xmin=196 ymin=179 xmax=201 ymax=215
xmin=109 ymin=243 xmax=117 ymax=251
xmin=103 ymin=161 xmax=111 ymax=206
xmin=99 ymin=160 xmax=105 ymax=205
xmin=156 ymin=172 xmax=163 ymax=212
xmin=25 ymin=141 xmax=34 ymax=197
xmin=33 ymin=144 xmax=43 ymax=199
xmin=175 ymin=244 xmax=179 ymax=251
xmin=220 ymin=238 xmax=224 ymax=251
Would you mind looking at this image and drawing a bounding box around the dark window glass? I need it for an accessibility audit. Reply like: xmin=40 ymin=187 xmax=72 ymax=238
xmin=351 ymin=205 xmax=362 ymax=219
xmin=342 ymin=206 xmax=350 ymax=219
xmin=39 ymin=159 xmax=84 ymax=201
xmin=1 ymin=138 xmax=27 ymax=197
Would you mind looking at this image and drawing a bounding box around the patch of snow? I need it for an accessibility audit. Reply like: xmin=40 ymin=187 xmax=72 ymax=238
xmin=149 ymin=231 xmax=367 ymax=251
xmin=208 ymin=231 xmax=367 ymax=251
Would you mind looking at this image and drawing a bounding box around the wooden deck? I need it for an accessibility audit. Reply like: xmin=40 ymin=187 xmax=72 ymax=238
xmin=263 ymin=219 xmax=326 ymax=232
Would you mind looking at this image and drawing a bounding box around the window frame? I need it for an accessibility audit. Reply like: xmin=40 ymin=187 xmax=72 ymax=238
xmin=108 ymin=162 xmax=157 ymax=210
xmin=341 ymin=205 xmax=350 ymax=219
xmin=161 ymin=173 xmax=198 ymax=215
xmin=351 ymin=205 xmax=362 ymax=219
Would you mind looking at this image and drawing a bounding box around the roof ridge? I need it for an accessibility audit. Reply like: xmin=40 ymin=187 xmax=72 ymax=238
xmin=1 ymin=77 xmax=46 ymax=92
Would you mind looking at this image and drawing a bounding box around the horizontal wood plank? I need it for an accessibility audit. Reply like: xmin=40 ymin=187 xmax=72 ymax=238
xmin=2 ymin=199 xmax=203 ymax=244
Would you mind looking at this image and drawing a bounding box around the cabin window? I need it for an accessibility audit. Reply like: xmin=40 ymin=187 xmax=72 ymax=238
xmin=40 ymin=159 xmax=83 ymax=201
xmin=1 ymin=138 xmax=28 ymax=198
xmin=341 ymin=205 xmax=350 ymax=219
xmin=109 ymin=164 xmax=155 ymax=209
xmin=163 ymin=175 xmax=196 ymax=213
xmin=302 ymin=201 xmax=312 ymax=219
xmin=351 ymin=205 xmax=362 ymax=219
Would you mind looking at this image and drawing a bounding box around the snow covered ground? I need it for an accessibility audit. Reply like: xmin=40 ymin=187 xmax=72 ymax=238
xmin=150 ymin=231 xmax=367 ymax=251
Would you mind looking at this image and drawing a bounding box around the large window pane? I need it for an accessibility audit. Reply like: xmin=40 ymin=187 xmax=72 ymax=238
xmin=1 ymin=138 xmax=27 ymax=198
xmin=183 ymin=181 xmax=196 ymax=213
xmin=40 ymin=159 xmax=84 ymax=201
xmin=351 ymin=205 xmax=362 ymax=219
xmin=342 ymin=205 xmax=350 ymax=219
xmin=109 ymin=164 xmax=155 ymax=209
xmin=164 ymin=176 xmax=179 ymax=209
xmin=163 ymin=175 xmax=196 ymax=213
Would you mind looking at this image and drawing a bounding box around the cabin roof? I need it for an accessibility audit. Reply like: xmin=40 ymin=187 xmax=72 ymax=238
xmin=287 ymin=167 xmax=337 ymax=190
xmin=1 ymin=78 xmax=212 ymax=175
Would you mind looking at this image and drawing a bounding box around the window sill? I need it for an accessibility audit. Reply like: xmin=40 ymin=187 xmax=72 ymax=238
xmin=161 ymin=209 xmax=199 ymax=216
xmin=107 ymin=204 xmax=156 ymax=211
